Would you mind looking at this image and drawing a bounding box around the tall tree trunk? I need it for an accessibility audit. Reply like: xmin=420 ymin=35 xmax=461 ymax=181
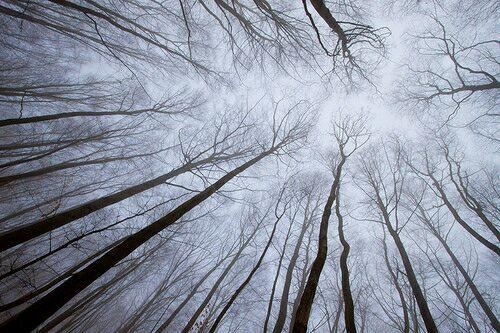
xmin=289 ymin=225 xmax=314 ymax=331
xmin=439 ymin=235 xmax=500 ymax=331
xmin=428 ymin=175 xmax=500 ymax=256
xmin=0 ymin=148 xmax=276 ymax=332
xmin=419 ymin=207 xmax=500 ymax=331
xmin=381 ymin=231 xmax=410 ymax=333
xmin=0 ymin=152 xmax=242 ymax=252
xmin=473 ymin=207 xmax=500 ymax=242
xmin=378 ymin=198 xmax=438 ymax=333
xmin=0 ymin=237 xmax=123 ymax=312
xmin=273 ymin=203 xmax=315 ymax=333
xmin=331 ymin=294 xmax=343 ymax=333
xmin=38 ymin=239 xmax=165 ymax=332
xmin=0 ymin=150 xmax=165 ymax=187
xmin=410 ymin=296 xmax=421 ymax=333
xmin=264 ymin=217 xmax=294 ymax=333
xmin=0 ymin=202 xmax=169 ymax=282
xmin=335 ymin=188 xmax=357 ymax=333
xmin=444 ymin=148 xmax=500 ymax=241
xmin=291 ymin=158 xmax=345 ymax=333
xmin=181 ymin=217 xmax=266 ymax=333
xmin=0 ymin=105 xmax=184 ymax=128
xmin=208 ymin=207 xmax=285 ymax=332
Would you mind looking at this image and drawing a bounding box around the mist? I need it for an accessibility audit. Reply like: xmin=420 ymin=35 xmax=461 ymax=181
xmin=0 ymin=1 xmax=498 ymax=332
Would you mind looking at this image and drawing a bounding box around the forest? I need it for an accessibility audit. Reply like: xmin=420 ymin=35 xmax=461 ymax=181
xmin=0 ymin=0 xmax=498 ymax=332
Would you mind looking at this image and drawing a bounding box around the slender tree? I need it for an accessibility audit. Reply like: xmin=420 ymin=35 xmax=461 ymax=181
xmin=358 ymin=142 xmax=439 ymax=333
xmin=412 ymin=195 xmax=500 ymax=331
xmin=292 ymin=116 xmax=368 ymax=333
xmin=0 ymin=108 xmax=311 ymax=332
xmin=335 ymin=187 xmax=357 ymax=333
xmin=208 ymin=190 xmax=288 ymax=331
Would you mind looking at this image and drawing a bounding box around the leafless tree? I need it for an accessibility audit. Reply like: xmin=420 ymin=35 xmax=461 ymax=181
xmin=357 ymin=140 xmax=439 ymax=333
xmin=404 ymin=140 xmax=500 ymax=256
xmin=0 ymin=100 xmax=313 ymax=332
xmin=409 ymin=189 xmax=500 ymax=331
xmin=0 ymin=1 xmax=498 ymax=332
xmin=292 ymin=115 xmax=368 ymax=333
xmin=399 ymin=7 xmax=499 ymax=139
xmin=272 ymin=174 xmax=323 ymax=333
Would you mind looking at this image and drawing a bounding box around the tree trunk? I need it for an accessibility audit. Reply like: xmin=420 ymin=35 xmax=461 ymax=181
xmin=381 ymin=231 xmax=410 ymax=333
xmin=0 ymin=106 xmax=178 ymax=128
xmin=428 ymin=253 xmax=481 ymax=333
xmin=0 ymin=148 xmax=276 ymax=332
xmin=38 ymin=239 xmax=165 ymax=332
xmin=208 ymin=208 xmax=284 ymax=332
xmin=0 ymin=237 xmax=123 ymax=312
xmin=273 ymin=204 xmax=315 ymax=333
xmin=335 ymin=188 xmax=357 ymax=333
xmin=379 ymin=200 xmax=438 ymax=333
xmin=429 ymin=175 xmax=500 ymax=256
xmin=291 ymin=158 xmax=345 ymax=333
xmin=0 ymin=202 xmax=168 ymax=281
xmin=0 ymin=151 xmax=163 ymax=187
xmin=419 ymin=207 xmax=500 ymax=331
xmin=444 ymin=148 xmax=500 ymax=242
xmin=264 ymin=217 xmax=294 ymax=333
xmin=289 ymin=225 xmax=314 ymax=331
xmin=0 ymin=152 xmax=242 ymax=252
xmin=438 ymin=234 xmax=499 ymax=331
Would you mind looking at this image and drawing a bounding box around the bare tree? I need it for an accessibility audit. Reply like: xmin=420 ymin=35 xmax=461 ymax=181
xmin=440 ymin=140 xmax=500 ymax=241
xmin=292 ymin=115 xmax=368 ymax=333
xmin=0 ymin=1 xmax=498 ymax=332
xmin=404 ymin=143 xmax=500 ymax=256
xmin=399 ymin=9 xmax=499 ymax=139
xmin=0 ymin=102 xmax=312 ymax=332
xmin=0 ymin=107 xmax=260 ymax=251
xmin=263 ymin=205 xmax=295 ymax=333
xmin=357 ymin=141 xmax=439 ymax=333
xmin=273 ymin=175 xmax=323 ymax=333
xmin=302 ymin=0 xmax=389 ymax=82
xmin=411 ymin=192 xmax=500 ymax=331
xmin=208 ymin=189 xmax=288 ymax=332
xmin=371 ymin=230 xmax=411 ymax=333
xmin=335 ymin=186 xmax=357 ymax=333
